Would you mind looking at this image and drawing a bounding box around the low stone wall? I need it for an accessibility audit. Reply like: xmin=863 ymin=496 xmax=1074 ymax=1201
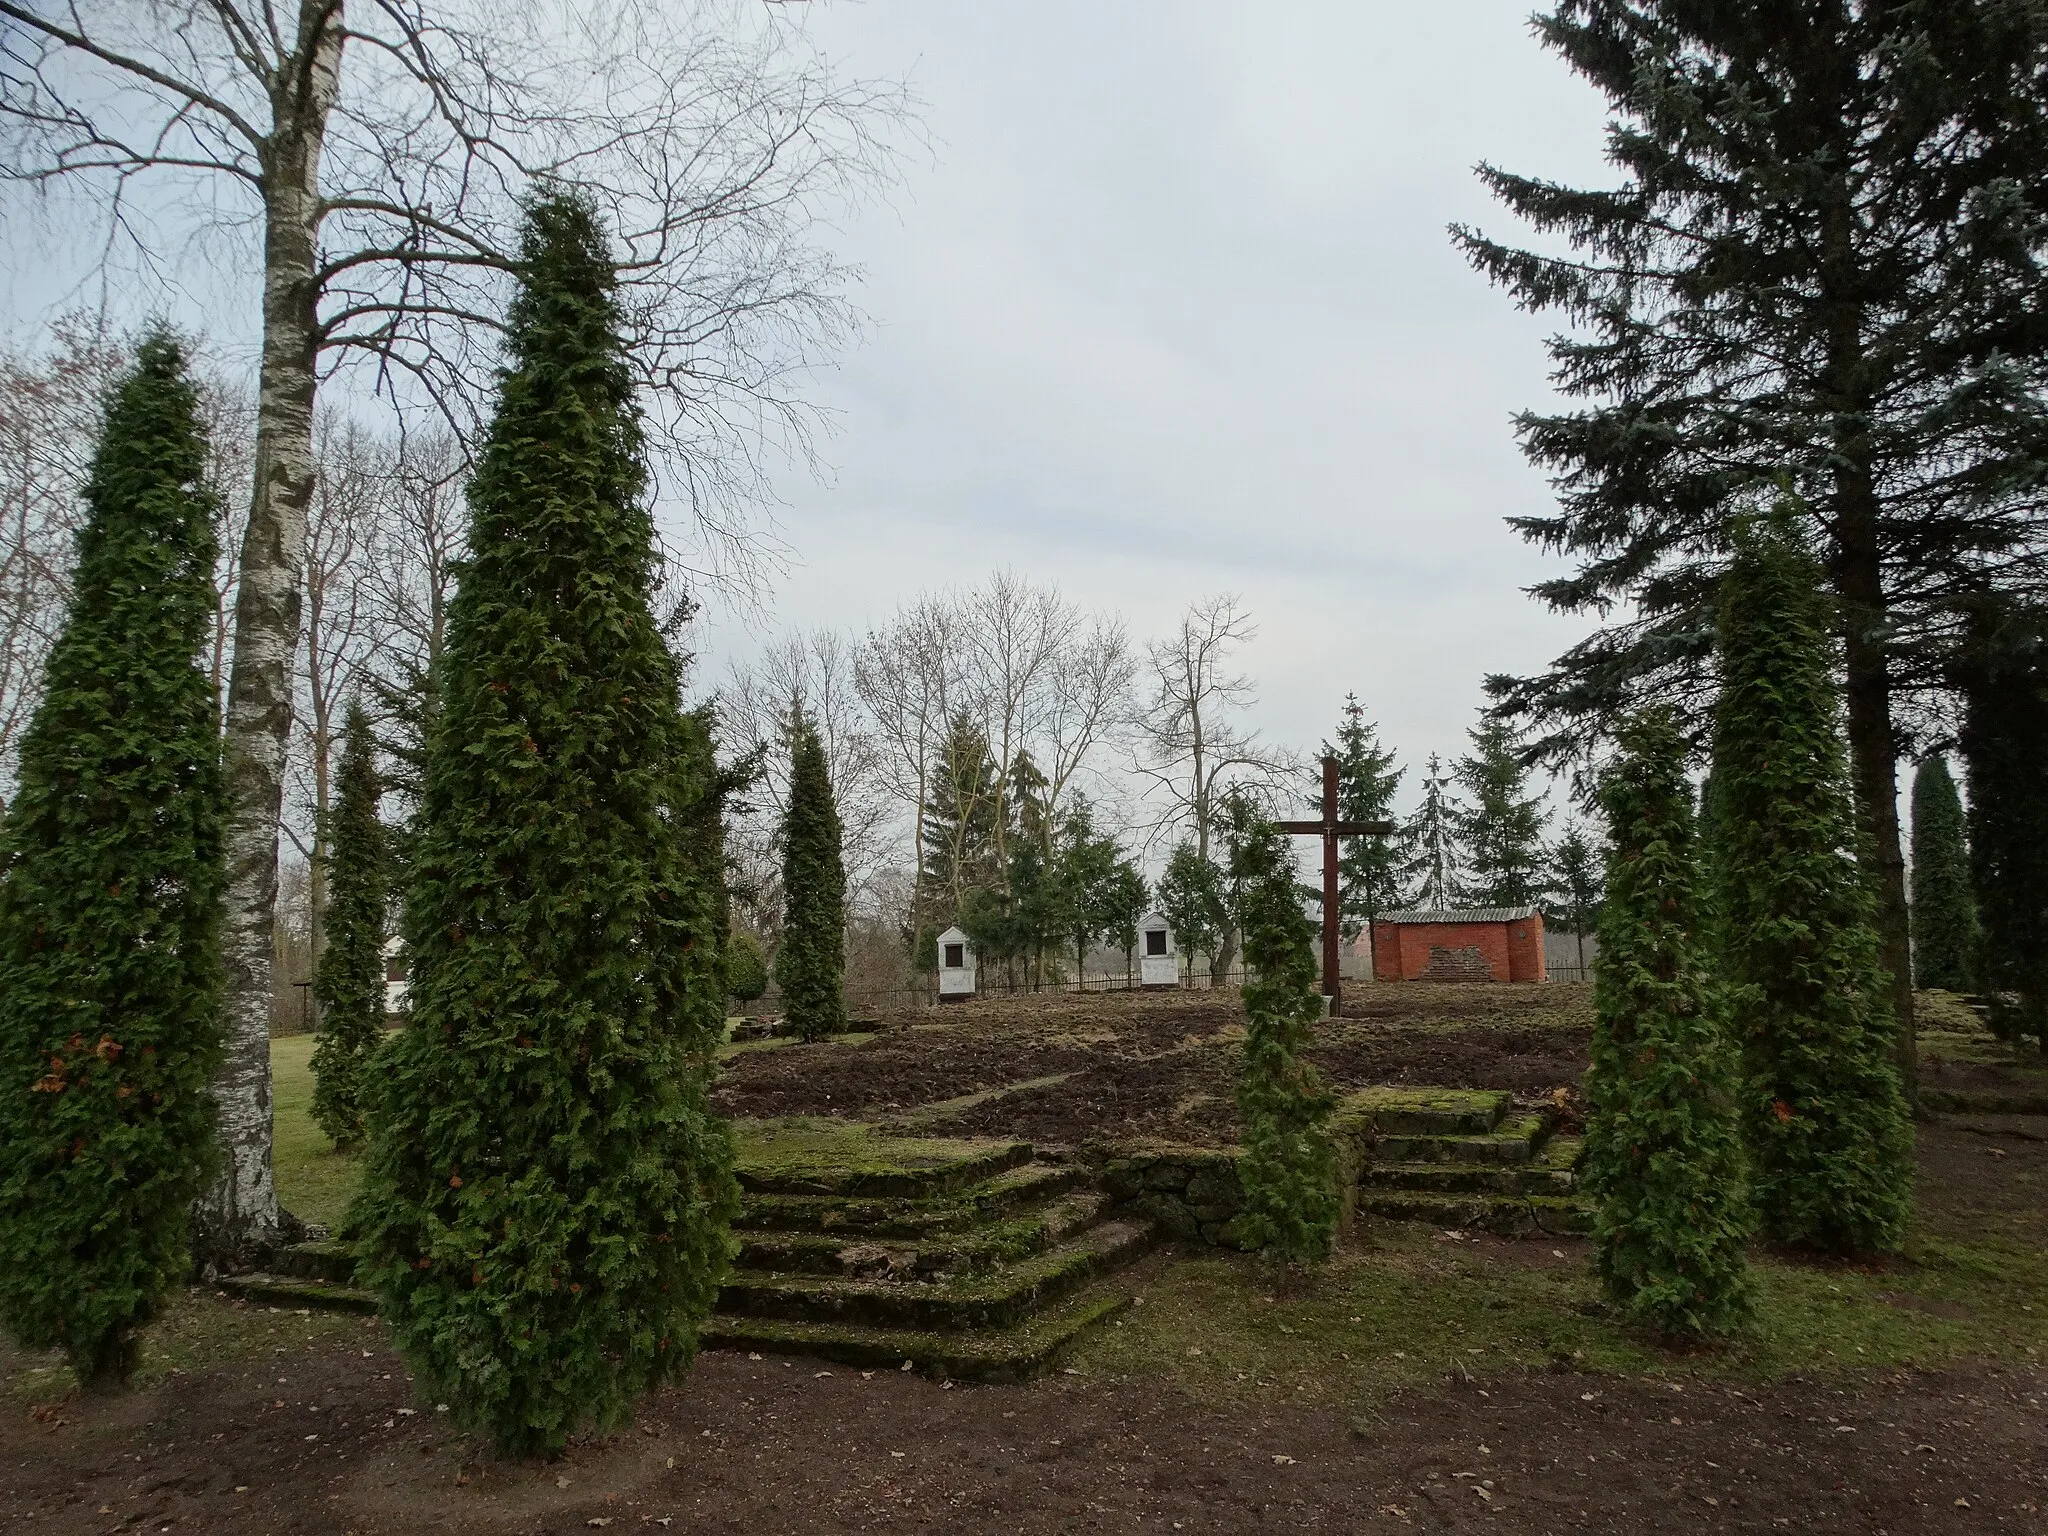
xmin=1089 ymin=1099 xmax=1375 ymax=1250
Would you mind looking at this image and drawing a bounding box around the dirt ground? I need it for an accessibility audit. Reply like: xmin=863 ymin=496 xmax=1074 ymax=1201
xmin=712 ymin=985 xmax=1595 ymax=1147
xmin=4 ymin=1337 xmax=2040 ymax=1534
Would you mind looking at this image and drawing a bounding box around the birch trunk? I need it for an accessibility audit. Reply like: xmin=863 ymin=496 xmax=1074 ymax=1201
xmin=195 ymin=1 xmax=344 ymax=1266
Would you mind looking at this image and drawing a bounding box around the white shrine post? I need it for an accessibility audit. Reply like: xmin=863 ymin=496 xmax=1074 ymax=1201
xmin=1138 ymin=912 xmax=1178 ymax=988
xmin=936 ymin=925 xmax=977 ymax=1003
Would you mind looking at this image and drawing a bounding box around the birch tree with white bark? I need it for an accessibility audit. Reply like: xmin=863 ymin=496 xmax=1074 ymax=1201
xmin=0 ymin=0 xmax=909 ymax=1259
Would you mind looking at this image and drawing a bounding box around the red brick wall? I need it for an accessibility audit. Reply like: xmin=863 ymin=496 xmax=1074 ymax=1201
xmin=1370 ymin=914 xmax=1548 ymax=983
xmin=1506 ymin=912 xmax=1546 ymax=982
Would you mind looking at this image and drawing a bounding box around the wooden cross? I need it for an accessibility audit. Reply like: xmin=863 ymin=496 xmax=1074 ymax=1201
xmin=1276 ymin=754 xmax=1394 ymax=1005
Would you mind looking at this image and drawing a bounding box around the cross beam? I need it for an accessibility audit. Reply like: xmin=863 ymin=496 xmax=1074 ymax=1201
xmin=1276 ymin=754 xmax=1394 ymax=1005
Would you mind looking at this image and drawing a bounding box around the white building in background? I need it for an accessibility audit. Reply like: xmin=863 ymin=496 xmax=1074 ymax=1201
xmin=936 ymin=925 xmax=976 ymax=1003
xmin=383 ymin=935 xmax=408 ymax=1016
xmin=1138 ymin=912 xmax=1178 ymax=988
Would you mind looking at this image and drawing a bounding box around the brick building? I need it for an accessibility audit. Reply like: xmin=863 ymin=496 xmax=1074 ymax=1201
xmin=1370 ymin=905 xmax=1547 ymax=983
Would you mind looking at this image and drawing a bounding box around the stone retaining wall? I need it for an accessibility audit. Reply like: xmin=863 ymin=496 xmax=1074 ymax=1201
xmin=1088 ymin=1099 xmax=1375 ymax=1250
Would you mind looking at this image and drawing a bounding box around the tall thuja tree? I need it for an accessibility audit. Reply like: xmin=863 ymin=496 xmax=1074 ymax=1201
xmin=778 ymin=709 xmax=846 ymax=1041
xmin=351 ymin=197 xmax=738 ymax=1456
xmin=1451 ymin=714 xmax=1550 ymax=907
xmin=1463 ymin=4 xmax=2048 ymax=1102
xmin=0 ymin=335 xmax=225 ymax=1389
xmin=1228 ymin=811 xmax=1337 ymax=1264
xmin=1321 ymin=694 xmax=1404 ymax=934
xmin=1909 ymin=756 xmax=1979 ymax=994
xmin=1959 ymin=601 xmax=2048 ymax=1050
xmin=1714 ymin=510 xmax=1912 ymax=1254
xmin=1399 ymin=753 xmax=1459 ymax=909
xmin=311 ymin=702 xmax=388 ymax=1147
xmin=1582 ymin=709 xmax=1751 ymax=1338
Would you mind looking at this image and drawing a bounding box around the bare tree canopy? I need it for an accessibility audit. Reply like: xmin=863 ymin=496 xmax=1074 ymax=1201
xmin=1135 ymin=593 xmax=1297 ymax=860
xmin=1 ymin=0 xmax=912 ymax=1258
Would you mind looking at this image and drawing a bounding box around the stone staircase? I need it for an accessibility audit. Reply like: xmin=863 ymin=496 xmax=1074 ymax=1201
xmin=219 ymin=1123 xmax=1154 ymax=1382
xmin=1350 ymin=1087 xmax=1592 ymax=1237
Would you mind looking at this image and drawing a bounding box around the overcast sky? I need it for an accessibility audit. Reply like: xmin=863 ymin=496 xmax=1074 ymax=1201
xmin=698 ymin=0 xmax=1617 ymax=819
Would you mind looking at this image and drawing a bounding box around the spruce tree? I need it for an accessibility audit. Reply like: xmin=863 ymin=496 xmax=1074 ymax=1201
xmin=1909 ymin=756 xmax=1979 ymax=994
xmin=312 ymin=702 xmax=389 ymax=1147
xmin=1713 ymin=511 xmax=1912 ymax=1254
xmin=1320 ymin=694 xmax=1404 ymax=934
xmin=1451 ymin=714 xmax=1550 ymax=907
xmin=1228 ymin=812 xmax=1337 ymax=1264
xmin=350 ymin=197 xmax=738 ymax=1456
xmin=1464 ymin=6 xmax=2048 ymax=1097
xmin=1546 ymin=822 xmax=1604 ymax=970
xmin=1583 ymin=709 xmax=1751 ymax=1338
xmin=1398 ymin=753 xmax=1459 ymax=909
xmin=1056 ymin=795 xmax=1122 ymax=982
xmin=777 ymin=709 xmax=846 ymax=1041
xmin=0 ymin=335 xmax=226 ymax=1390
xmin=1959 ymin=601 xmax=2048 ymax=1050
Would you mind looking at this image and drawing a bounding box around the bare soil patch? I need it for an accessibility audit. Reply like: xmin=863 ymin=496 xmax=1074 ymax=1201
xmin=714 ymin=986 xmax=1595 ymax=1149
xmin=4 ymin=1323 xmax=2040 ymax=1533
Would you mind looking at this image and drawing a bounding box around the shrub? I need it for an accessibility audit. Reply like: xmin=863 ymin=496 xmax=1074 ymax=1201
xmin=312 ymin=702 xmax=388 ymax=1146
xmin=1713 ymin=508 xmax=1912 ymax=1253
xmin=1582 ymin=709 xmax=1752 ymax=1338
xmin=1228 ymin=810 xmax=1337 ymax=1265
xmin=0 ymin=335 xmax=226 ymax=1389
xmin=725 ymin=931 xmax=768 ymax=1009
xmin=350 ymin=196 xmax=737 ymax=1456
xmin=776 ymin=710 xmax=846 ymax=1041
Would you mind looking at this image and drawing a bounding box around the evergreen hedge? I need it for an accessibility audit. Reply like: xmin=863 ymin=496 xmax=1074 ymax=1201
xmin=0 ymin=335 xmax=226 ymax=1389
xmin=350 ymin=196 xmax=738 ymax=1456
xmin=1909 ymin=755 xmax=1978 ymax=994
xmin=1583 ymin=710 xmax=1752 ymax=1338
xmin=1228 ymin=812 xmax=1338 ymax=1265
xmin=312 ymin=702 xmax=389 ymax=1146
xmin=1713 ymin=511 xmax=1912 ymax=1254
xmin=776 ymin=710 xmax=845 ymax=1040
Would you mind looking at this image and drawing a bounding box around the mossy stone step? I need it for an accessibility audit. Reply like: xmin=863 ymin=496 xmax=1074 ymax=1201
xmin=1375 ymin=1113 xmax=1552 ymax=1166
xmin=733 ymin=1192 xmax=1112 ymax=1280
xmin=1361 ymin=1192 xmax=1593 ymax=1238
xmin=739 ymin=1162 xmax=1084 ymax=1237
xmin=1923 ymin=1087 xmax=2048 ymax=1116
xmin=703 ymin=1288 xmax=1132 ymax=1383
xmin=276 ymin=1239 xmax=357 ymax=1286
xmin=215 ymin=1273 xmax=379 ymax=1314
xmin=1362 ymin=1161 xmax=1577 ymax=1197
xmin=717 ymin=1216 xmax=1155 ymax=1332
xmin=734 ymin=1121 xmax=1034 ymax=1198
xmin=1344 ymin=1087 xmax=1511 ymax=1137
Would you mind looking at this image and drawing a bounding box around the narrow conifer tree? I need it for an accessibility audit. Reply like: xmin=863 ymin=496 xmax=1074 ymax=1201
xmin=1909 ymin=756 xmax=1979 ymax=994
xmin=0 ymin=335 xmax=225 ymax=1389
xmin=776 ymin=709 xmax=846 ymax=1041
xmin=1229 ymin=811 xmax=1337 ymax=1264
xmin=1960 ymin=601 xmax=2048 ymax=1050
xmin=351 ymin=197 xmax=738 ymax=1456
xmin=1582 ymin=710 xmax=1751 ymax=1338
xmin=312 ymin=702 xmax=389 ymax=1147
xmin=1713 ymin=510 xmax=1912 ymax=1253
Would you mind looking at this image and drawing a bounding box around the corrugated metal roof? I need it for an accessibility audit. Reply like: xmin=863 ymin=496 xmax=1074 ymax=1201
xmin=1376 ymin=905 xmax=1539 ymax=925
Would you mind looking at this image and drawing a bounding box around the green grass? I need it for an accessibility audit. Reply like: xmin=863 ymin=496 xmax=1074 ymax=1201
xmin=271 ymin=1033 xmax=361 ymax=1229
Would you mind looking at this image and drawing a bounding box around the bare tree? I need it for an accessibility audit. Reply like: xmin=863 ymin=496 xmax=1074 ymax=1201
xmin=958 ymin=571 xmax=1073 ymax=866
xmin=0 ymin=319 xmax=125 ymax=791
xmin=1134 ymin=594 xmax=1295 ymax=981
xmin=0 ymin=0 xmax=909 ymax=1256
xmin=854 ymin=594 xmax=963 ymax=947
